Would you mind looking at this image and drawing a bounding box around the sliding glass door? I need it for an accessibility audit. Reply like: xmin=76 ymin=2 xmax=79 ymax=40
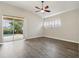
xmin=3 ymin=19 xmax=14 ymax=42
xmin=14 ymin=20 xmax=23 ymax=40
xmin=3 ymin=16 xmax=23 ymax=42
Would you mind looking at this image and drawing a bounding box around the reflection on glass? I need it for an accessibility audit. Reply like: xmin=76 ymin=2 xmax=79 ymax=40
xmin=44 ymin=18 xmax=61 ymax=29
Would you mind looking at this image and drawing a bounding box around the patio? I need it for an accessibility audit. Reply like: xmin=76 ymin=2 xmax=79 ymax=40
xmin=3 ymin=34 xmax=23 ymax=42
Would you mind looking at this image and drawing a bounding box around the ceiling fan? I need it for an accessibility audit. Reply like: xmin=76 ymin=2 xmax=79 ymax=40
xmin=35 ymin=1 xmax=51 ymax=13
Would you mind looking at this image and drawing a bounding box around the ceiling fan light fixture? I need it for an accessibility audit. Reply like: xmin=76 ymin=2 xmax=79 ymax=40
xmin=40 ymin=10 xmax=45 ymax=13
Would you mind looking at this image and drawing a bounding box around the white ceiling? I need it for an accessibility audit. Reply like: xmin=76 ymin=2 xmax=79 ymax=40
xmin=2 ymin=1 xmax=79 ymax=18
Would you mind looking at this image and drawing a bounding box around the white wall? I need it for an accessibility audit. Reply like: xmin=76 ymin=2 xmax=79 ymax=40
xmin=44 ymin=9 xmax=79 ymax=43
xmin=0 ymin=3 xmax=43 ymax=43
xmin=76 ymin=9 xmax=79 ymax=43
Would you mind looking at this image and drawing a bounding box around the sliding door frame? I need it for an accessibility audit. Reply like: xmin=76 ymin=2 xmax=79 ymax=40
xmin=2 ymin=15 xmax=24 ymax=42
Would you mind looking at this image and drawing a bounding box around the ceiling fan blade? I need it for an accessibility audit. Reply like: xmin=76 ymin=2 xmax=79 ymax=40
xmin=35 ymin=6 xmax=41 ymax=9
xmin=45 ymin=6 xmax=49 ymax=9
xmin=44 ymin=10 xmax=51 ymax=12
xmin=35 ymin=10 xmax=40 ymax=12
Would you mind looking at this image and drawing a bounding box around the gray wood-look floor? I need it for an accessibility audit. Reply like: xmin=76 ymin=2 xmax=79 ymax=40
xmin=0 ymin=37 xmax=79 ymax=58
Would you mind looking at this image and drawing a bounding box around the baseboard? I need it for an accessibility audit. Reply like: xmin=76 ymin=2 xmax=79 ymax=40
xmin=26 ymin=36 xmax=44 ymax=40
xmin=45 ymin=36 xmax=79 ymax=44
xmin=25 ymin=36 xmax=79 ymax=44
